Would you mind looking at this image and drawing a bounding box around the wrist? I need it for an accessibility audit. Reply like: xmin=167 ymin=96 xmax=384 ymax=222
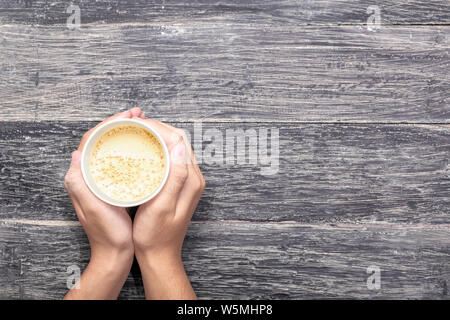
xmin=65 ymin=247 xmax=133 ymax=300
xmin=134 ymin=247 xmax=196 ymax=300
xmin=90 ymin=246 xmax=134 ymax=275
xmin=135 ymin=247 xmax=182 ymax=270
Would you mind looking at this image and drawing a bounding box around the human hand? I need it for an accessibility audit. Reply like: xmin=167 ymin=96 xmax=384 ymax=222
xmin=132 ymin=119 xmax=206 ymax=299
xmin=64 ymin=107 xmax=145 ymax=299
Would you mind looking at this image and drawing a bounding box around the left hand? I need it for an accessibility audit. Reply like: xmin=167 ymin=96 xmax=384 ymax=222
xmin=64 ymin=108 xmax=145 ymax=298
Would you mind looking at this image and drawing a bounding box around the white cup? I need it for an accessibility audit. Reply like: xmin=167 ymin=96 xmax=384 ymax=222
xmin=81 ymin=118 xmax=170 ymax=207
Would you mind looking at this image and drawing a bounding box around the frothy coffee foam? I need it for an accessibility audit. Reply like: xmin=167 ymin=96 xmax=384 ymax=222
xmin=89 ymin=125 xmax=166 ymax=202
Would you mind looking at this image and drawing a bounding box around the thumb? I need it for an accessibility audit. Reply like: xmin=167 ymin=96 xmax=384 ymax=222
xmin=151 ymin=141 xmax=188 ymax=210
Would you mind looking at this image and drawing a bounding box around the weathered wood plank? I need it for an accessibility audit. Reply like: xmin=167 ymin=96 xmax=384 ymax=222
xmin=0 ymin=0 xmax=449 ymax=25
xmin=0 ymin=121 xmax=448 ymax=223
xmin=0 ymin=24 xmax=448 ymax=123
xmin=0 ymin=221 xmax=448 ymax=299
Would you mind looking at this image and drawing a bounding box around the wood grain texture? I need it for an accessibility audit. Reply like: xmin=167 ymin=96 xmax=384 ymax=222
xmin=0 ymin=121 xmax=448 ymax=223
xmin=0 ymin=0 xmax=449 ymax=25
xmin=0 ymin=23 xmax=448 ymax=123
xmin=0 ymin=0 xmax=449 ymax=301
xmin=0 ymin=220 xmax=448 ymax=299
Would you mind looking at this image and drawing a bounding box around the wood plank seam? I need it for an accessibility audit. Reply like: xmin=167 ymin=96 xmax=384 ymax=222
xmin=1 ymin=219 xmax=449 ymax=230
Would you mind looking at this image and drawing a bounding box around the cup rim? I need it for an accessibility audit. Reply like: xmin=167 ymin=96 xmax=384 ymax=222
xmin=80 ymin=118 xmax=170 ymax=207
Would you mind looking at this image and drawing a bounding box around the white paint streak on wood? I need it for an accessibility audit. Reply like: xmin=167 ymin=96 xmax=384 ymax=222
xmin=0 ymin=219 xmax=81 ymax=227
xmin=1 ymin=218 xmax=449 ymax=230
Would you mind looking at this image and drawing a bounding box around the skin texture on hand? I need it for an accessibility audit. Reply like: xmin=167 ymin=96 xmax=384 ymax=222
xmin=64 ymin=107 xmax=145 ymax=300
xmin=133 ymin=120 xmax=206 ymax=300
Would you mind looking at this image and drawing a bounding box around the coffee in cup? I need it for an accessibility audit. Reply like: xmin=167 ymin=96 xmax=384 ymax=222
xmin=81 ymin=119 xmax=170 ymax=207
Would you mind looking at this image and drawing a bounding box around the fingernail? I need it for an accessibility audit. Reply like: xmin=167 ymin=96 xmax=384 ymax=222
xmin=171 ymin=142 xmax=186 ymax=163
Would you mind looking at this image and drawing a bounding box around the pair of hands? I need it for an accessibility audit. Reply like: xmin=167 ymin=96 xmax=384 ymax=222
xmin=63 ymin=107 xmax=205 ymax=300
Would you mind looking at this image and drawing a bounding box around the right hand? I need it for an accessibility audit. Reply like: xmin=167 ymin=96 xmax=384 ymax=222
xmin=132 ymin=119 xmax=206 ymax=262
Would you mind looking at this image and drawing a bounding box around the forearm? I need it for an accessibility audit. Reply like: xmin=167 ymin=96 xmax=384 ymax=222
xmin=64 ymin=249 xmax=133 ymax=300
xmin=136 ymin=250 xmax=197 ymax=300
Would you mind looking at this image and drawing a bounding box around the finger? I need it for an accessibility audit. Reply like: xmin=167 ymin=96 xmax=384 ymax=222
xmin=175 ymin=160 xmax=201 ymax=218
xmin=145 ymin=120 xmax=205 ymax=218
xmin=176 ymin=164 xmax=205 ymax=221
xmin=154 ymin=120 xmax=202 ymax=178
xmin=64 ymin=151 xmax=87 ymax=220
xmin=78 ymin=108 xmax=138 ymax=151
xmin=150 ymin=140 xmax=188 ymax=213
xmin=143 ymin=119 xmax=183 ymax=150
xmin=145 ymin=120 xmax=201 ymax=184
xmin=64 ymin=150 xmax=105 ymax=213
xmin=65 ymin=150 xmax=84 ymax=194
xmin=161 ymin=125 xmax=205 ymax=208
xmin=177 ymin=188 xmax=203 ymax=222
xmin=141 ymin=119 xmax=205 ymax=219
xmin=130 ymin=106 xmax=145 ymax=119
xmin=150 ymin=122 xmax=205 ymax=220
xmin=145 ymin=119 xmax=198 ymax=168
xmin=129 ymin=107 xmax=143 ymax=118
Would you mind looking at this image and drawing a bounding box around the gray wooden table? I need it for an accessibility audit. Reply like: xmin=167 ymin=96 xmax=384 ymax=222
xmin=0 ymin=1 xmax=449 ymax=299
